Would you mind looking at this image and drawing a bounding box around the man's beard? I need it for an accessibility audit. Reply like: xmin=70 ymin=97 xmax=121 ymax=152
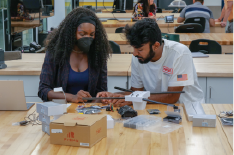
xmin=136 ymin=45 xmax=155 ymax=64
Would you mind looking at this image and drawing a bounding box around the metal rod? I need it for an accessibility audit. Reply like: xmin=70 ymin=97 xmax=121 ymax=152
xmin=82 ymin=97 xmax=125 ymax=100
xmin=114 ymin=86 xmax=185 ymax=94
xmin=142 ymin=98 xmax=177 ymax=108
xmin=114 ymin=87 xmax=133 ymax=92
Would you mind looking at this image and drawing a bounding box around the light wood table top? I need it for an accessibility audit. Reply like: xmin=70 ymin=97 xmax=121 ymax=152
xmin=11 ymin=20 xmax=41 ymax=28
xmin=29 ymin=12 xmax=54 ymax=19
xmin=102 ymin=20 xmax=223 ymax=28
xmin=107 ymin=33 xmax=234 ymax=45
xmin=96 ymin=13 xmax=180 ymax=19
xmin=0 ymin=103 xmax=232 ymax=155
xmin=101 ymin=9 xmax=173 ymax=13
xmin=1 ymin=54 xmax=232 ymax=77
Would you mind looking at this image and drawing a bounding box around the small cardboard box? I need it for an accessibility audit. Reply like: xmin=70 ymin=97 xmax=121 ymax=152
xmin=36 ymin=102 xmax=67 ymax=116
xmin=50 ymin=113 xmax=107 ymax=148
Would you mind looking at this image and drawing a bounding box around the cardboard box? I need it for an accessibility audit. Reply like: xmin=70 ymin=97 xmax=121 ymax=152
xmin=193 ymin=115 xmax=216 ymax=128
xmin=36 ymin=102 xmax=67 ymax=116
xmin=50 ymin=113 xmax=107 ymax=148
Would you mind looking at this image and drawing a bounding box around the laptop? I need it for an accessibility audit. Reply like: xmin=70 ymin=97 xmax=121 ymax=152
xmin=0 ymin=81 xmax=35 ymax=110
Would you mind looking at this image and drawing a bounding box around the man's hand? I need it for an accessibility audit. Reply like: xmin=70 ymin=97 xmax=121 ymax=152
xmin=96 ymin=91 xmax=113 ymax=104
xmin=111 ymin=94 xmax=132 ymax=107
xmin=221 ymin=21 xmax=227 ymax=27
xmin=215 ymin=18 xmax=222 ymax=22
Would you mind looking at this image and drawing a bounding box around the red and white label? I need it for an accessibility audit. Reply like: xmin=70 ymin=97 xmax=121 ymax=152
xmin=163 ymin=66 xmax=173 ymax=74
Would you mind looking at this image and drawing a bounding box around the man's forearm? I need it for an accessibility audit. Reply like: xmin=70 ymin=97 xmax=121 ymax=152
xmin=148 ymin=94 xmax=181 ymax=104
xmin=223 ymin=7 xmax=232 ymax=22
xmin=219 ymin=7 xmax=226 ymax=21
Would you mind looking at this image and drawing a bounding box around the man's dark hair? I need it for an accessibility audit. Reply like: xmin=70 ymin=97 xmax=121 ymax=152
xmin=195 ymin=0 xmax=204 ymax=3
xmin=124 ymin=18 xmax=162 ymax=48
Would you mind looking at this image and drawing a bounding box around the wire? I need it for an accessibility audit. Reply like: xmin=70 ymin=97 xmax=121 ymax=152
xmin=156 ymin=15 xmax=164 ymax=22
xmin=24 ymin=110 xmax=42 ymax=126
xmin=103 ymin=0 xmax=118 ymax=21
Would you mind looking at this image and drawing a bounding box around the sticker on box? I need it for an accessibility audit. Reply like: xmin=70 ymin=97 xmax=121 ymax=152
xmin=51 ymin=129 xmax=63 ymax=133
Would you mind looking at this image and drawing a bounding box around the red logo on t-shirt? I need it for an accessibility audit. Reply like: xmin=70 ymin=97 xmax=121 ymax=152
xmin=163 ymin=66 xmax=173 ymax=74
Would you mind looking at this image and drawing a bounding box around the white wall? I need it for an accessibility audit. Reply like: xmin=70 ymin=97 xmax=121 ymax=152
xmin=47 ymin=0 xmax=65 ymax=30
xmin=204 ymin=0 xmax=221 ymax=6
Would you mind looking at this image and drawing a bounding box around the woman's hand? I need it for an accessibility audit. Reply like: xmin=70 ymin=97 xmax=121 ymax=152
xmin=215 ymin=18 xmax=222 ymax=22
xmin=96 ymin=91 xmax=113 ymax=104
xmin=71 ymin=90 xmax=92 ymax=103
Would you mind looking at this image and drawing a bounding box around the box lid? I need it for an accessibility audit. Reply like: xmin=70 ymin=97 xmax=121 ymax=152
xmin=51 ymin=113 xmax=106 ymax=126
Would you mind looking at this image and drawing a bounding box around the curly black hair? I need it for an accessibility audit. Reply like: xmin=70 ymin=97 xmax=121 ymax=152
xmin=124 ymin=18 xmax=162 ymax=48
xmin=45 ymin=7 xmax=112 ymax=69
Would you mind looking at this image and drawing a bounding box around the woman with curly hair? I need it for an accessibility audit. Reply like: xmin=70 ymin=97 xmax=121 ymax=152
xmin=132 ymin=0 xmax=157 ymax=20
xmin=38 ymin=7 xmax=112 ymax=103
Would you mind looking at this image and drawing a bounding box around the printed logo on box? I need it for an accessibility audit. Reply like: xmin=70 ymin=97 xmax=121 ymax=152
xmin=64 ymin=132 xmax=79 ymax=143
xmin=73 ymin=116 xmax=87 ymax=120
xmin=96 ymin=127 xmax=102 ymax=134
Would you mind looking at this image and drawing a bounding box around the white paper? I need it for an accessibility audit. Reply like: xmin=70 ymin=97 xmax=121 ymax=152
xmin=54 ymin=87 xmax=63 ymax=92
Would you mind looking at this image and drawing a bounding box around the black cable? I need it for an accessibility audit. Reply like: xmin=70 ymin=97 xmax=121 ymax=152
xmin=114 ymin=86 xmax=133 ymax=92
xmin=156 ymin=15 xmax=164 ymax=22
xmin=103 ymin=0 xmax=118 ymax=21
xmin=83 ymin=97 xmax=125 ymax=100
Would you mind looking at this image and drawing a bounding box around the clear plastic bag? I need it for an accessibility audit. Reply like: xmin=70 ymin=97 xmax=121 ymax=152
xmin=76 ymin=107 xmax=101 ymax=114
xmin=145 ymin=121 xmax=182 ymax=134
xmin=123 ymin=115 xmax=161 ymax=130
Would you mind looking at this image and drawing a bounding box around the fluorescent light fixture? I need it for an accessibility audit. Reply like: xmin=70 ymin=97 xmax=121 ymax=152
xmin=168 ymin=0 xmax=187 ymax=7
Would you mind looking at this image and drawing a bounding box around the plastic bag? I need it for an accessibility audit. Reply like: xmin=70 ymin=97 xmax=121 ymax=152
xmin=76 ymin=107 xmax=101 ymax=114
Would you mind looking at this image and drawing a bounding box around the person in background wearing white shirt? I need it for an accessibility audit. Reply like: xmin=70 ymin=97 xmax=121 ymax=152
xmin=97 ymin=18 xmax=204 ymax=107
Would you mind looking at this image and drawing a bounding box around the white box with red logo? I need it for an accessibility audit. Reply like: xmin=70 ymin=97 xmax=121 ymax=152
xmin=50 ymin=113 xmax=107 ymax=148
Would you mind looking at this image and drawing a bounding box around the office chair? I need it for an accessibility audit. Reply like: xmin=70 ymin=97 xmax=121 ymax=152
xmin=185 ymin=17 xmax=206 ymax=32
xmin=109 ymin=40 xmax=121 ymax=54
xmin=189 ymin=39 xmax=222 ymax=54
xmin=115 ymin=27 xmax=124 ymax=33
xmin=175 ymin=23 xmax=203 ymax=33
xmin=156 ymin=8 xmax=162 ymax=13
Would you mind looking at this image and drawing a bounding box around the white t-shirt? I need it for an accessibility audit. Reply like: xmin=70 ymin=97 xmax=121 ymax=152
xmin=131 ymin=39 xmax=205 ymax=104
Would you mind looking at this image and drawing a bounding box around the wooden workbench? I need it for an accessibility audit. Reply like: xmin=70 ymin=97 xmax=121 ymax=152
xmin=102 ymin=20 xmax=226 ymax=33
xmin=11 ymin=12 xmax=54 ymax=34
xmin=0 ymin=103 xmax=232 ymax=155
xmin=107 ymin=33 xmax=233 ymax=54
xmin=96 ymin=13 xmax=180 ymax=19
xmin=101 ymin=9 xmax=173 ymax=13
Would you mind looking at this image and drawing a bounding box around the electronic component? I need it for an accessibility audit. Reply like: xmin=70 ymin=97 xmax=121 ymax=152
xmin=147 ymin=109 xmax=160 ymax=114
xmin=117 ymin=105 xmax=137 ymax=118
xmin=163 ymin=111 xmax=182 ymax=124
xmin=220 ymin=118 xmax=233 ymax=126
xmin=165 ymin=15 xmax=174 ymax=23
